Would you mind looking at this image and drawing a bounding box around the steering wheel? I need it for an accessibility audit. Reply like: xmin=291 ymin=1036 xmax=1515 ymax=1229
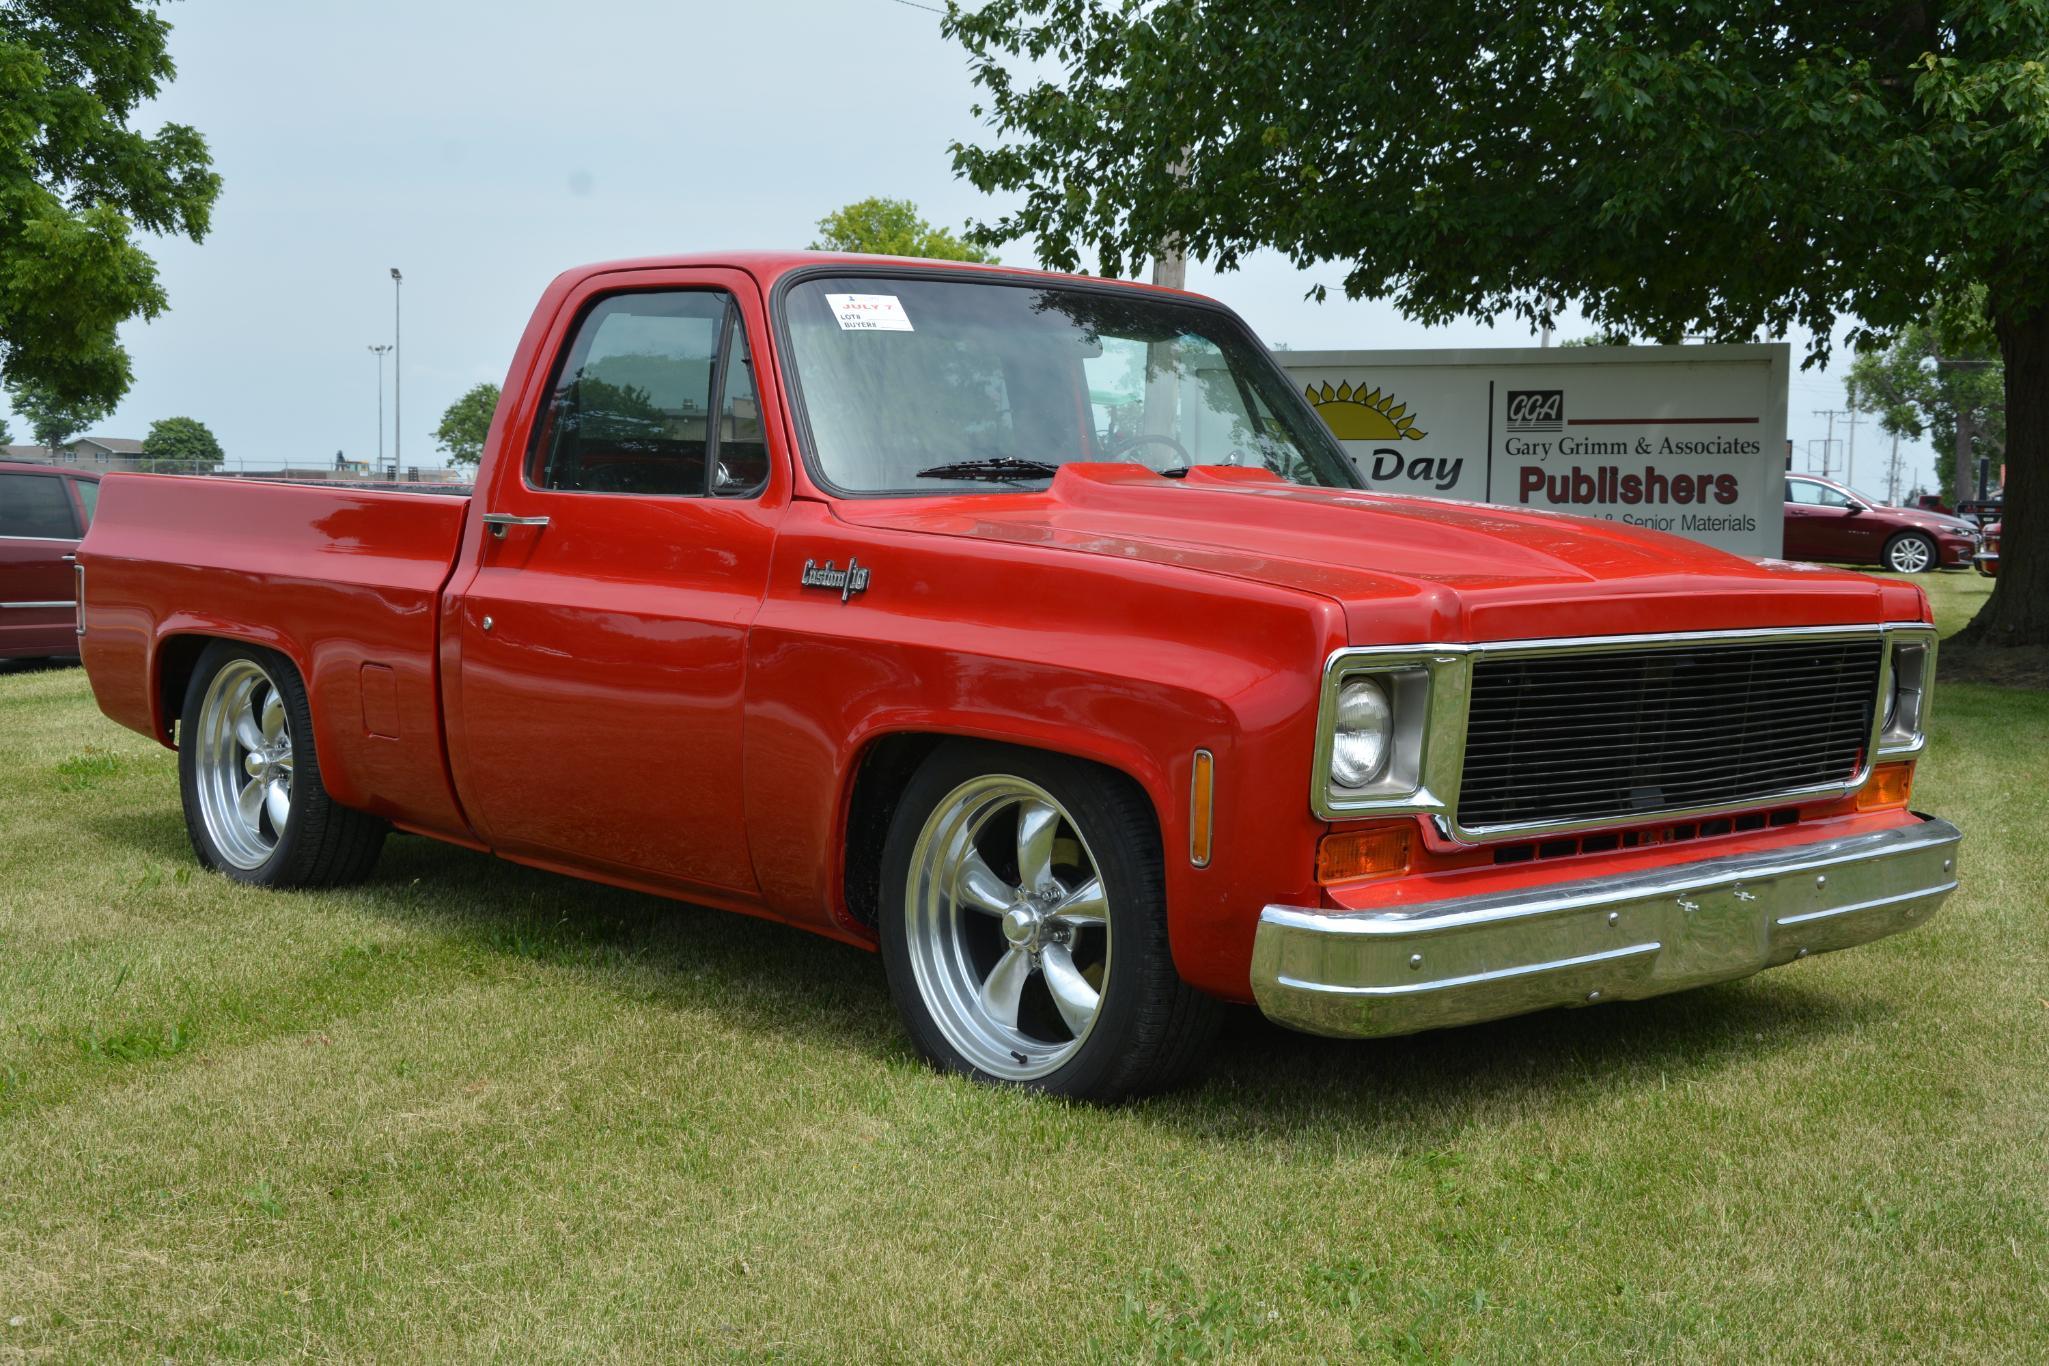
xmin=1108 ymin=433 xmax=1192 ymax=467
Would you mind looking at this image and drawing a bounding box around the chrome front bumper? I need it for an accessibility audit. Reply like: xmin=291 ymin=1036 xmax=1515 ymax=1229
xmin=1251 ymin=815 xmax=1961 ymax=1038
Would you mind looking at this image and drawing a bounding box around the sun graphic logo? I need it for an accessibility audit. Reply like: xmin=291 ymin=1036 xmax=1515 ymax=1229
xmin=1303 ymin=381 xmax=1426 ymax=442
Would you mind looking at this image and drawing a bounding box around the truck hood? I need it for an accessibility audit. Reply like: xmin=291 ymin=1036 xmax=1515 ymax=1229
xmin=831 ymin=464 xmax=1923 ymax=644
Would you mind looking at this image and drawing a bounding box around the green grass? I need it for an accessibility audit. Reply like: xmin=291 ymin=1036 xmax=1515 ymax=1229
xmin=2 ymin=577 xmax=2045 ymax=1361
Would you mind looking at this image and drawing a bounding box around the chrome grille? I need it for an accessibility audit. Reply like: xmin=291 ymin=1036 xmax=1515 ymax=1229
xmin=1455 ymin=637 xmax=1883 ymax=833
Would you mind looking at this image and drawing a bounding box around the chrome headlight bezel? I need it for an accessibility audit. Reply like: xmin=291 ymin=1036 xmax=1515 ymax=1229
xmin=1311 ymin=649 xmax=1468 ymax=820
xmin=1875 ymin=628 xmax=1936 ymax=759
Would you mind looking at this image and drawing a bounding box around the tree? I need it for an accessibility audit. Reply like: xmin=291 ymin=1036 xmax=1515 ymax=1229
xmin=947 ymin=2 xmax=2049 ymax=646
xmin=141 ymin=416 xmax=224 ymax=472
xmin=9 ymin=381 xmax=112 ymax=456
xmin=1845 ymin=290 xmax=2004 ymax=505
xmin=810 ymin=196 xmax=999 ymax=263
xmin=0 ymin=2 xmax=221 ymax=412
xmin=434 ymin=383 xmax=500 ymax=467
xmin=1560 ymin=332 xmax=1635 ymax=348
xmin=0 ymin=415 xmax=11 ymax=447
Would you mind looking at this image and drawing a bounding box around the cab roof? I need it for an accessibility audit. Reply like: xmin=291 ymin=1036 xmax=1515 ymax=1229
xmin=548 ymin=250 xmax=1214 ymax=304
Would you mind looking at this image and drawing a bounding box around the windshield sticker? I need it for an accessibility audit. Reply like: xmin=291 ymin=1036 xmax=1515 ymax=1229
xmin=825 ymin=293 xmax=914 ymax=332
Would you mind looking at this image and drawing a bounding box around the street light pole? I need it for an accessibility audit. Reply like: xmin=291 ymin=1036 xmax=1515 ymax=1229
xmin=390 ymin=268 xmax=403 ymax=479
xmin=368 ymin=344 xmax=392 ymax=474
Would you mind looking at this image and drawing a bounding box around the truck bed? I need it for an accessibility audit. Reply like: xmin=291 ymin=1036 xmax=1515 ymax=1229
xmin=80 ymin=474 xmax=476 ymax=842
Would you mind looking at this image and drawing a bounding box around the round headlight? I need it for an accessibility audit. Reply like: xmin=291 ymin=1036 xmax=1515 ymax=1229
xmin=1330 ymin=678 xmax=1393 ymax=788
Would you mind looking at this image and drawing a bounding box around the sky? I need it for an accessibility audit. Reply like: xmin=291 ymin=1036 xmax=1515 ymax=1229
xmin=11 ymin=0 xmax=1936 ymax=497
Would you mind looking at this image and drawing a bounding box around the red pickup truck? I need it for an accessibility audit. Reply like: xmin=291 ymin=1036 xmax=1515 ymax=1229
xmin=79 ymin=252 xmax=1961 ymax=1099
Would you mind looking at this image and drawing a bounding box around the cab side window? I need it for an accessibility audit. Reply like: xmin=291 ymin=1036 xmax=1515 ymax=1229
xmin=1786 ymin=479 xmax=1833 ymax=507
xmin=0 ymin=473 xmax=81 ymax=539
xmin=529 ymin=290 xmax=767 ymax=498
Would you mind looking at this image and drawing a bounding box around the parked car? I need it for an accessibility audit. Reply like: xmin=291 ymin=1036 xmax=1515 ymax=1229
xmin=0 ymin=461 xmax=98 ymax=660
xmin=1784 ymin=474 xmax=1981 ymax=573
xmin=78 ymin=253 xmax=1961 ymax=1099
xmin=1975 ymin=521 xmax=2001 ymax=577
xmin=1958 ymin=497 xmax=2003 ymax=528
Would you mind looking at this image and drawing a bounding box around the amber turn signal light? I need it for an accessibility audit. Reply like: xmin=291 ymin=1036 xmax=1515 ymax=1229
xmin=1317 ymin=825 xmax=1412 ymax=885
xmin=1189 ymin=749 xmax=1215 ymax=868
xmin=1857 ymin=760 xmax=1915 ymax=812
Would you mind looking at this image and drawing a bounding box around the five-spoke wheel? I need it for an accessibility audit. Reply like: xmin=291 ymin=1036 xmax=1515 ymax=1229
xmin=192 ymin=656 xmax=295 ymax=869
xmin=179 ymin=641 xmax=386 ymax=887
xmin=902 ymin=776 xmax=1112 ymax=1081
xmin=880 ymin=741 xmax=1221 ymax=1100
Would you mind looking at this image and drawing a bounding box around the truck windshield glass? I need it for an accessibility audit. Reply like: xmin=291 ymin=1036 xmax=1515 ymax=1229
xmin=782 ymin=275 xmax=1358 ymax=494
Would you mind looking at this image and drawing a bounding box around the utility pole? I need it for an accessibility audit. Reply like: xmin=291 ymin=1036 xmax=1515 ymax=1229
xmin=389 ymin=268 xmax=404 ymax=479
xmin=367 ymin=344 xmax=392 ymax=474
xmin=1150 ymin=152 xmax=1190 ymax=291
xmin=1811 ymin=408 xmax=1841 ymax=478
xmin=1149 ymin=246 xmax=1186 ymax=292
xmin=1842 ymin=405 xmax=1861 ymax=491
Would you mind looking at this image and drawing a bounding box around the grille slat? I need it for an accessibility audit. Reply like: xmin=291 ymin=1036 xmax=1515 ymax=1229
xmin=1461 ymin=739 xmax=1864 ymax=776
xmin=1464 ymin=703 xmax=1864 ymax=733
xmin=1455 ymin=637 xmax=1882 ymax=832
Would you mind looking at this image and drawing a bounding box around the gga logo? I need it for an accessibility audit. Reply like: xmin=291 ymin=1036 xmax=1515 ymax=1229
xmin=1506 ymin=390 xmax=1564 ymax=433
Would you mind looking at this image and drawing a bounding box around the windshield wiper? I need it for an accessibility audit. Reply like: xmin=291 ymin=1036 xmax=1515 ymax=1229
xmin=914 ymin=457 xmax=1062 ymax=482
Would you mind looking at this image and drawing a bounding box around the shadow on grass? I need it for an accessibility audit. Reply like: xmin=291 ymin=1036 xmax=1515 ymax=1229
xmin=1170 ymin=984 xmax=1883 ymax=1144
xmin=87 ymin=808 xmax=192 ymax=861
xmin=84 ymin=813 xmax=1887 ymax=1143
xmin=0 ymin=655 xmax=81 ymax=676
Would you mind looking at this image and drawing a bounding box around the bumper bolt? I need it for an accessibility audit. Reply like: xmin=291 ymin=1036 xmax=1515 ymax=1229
xmin=1607 ymin=911 xmax=1620 ymax=927
xmin=1796 ymin=947 xmax=1810 ymax=959
xmin=1815 ymin=874 xmax=1828 ymax=889
xmin=1943 ymin=859 xmax=1953 ymax=873
xmin=1408 ymin=953 xmax=1423 ymax=970
xmin=1586 ymin=990 xmax=1602 ymax=1003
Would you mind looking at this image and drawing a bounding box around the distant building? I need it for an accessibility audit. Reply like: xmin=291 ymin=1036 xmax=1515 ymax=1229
xmin=3 ymin=436 xmax=146 ymax=470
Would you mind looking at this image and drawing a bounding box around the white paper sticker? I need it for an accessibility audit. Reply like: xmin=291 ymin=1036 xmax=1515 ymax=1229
xmin=825 ymin=292 xmax=914 ymax=332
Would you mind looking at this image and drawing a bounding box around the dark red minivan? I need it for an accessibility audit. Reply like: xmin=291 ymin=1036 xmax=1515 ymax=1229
xmin=1 ymin=461 xmax=99 ymax=660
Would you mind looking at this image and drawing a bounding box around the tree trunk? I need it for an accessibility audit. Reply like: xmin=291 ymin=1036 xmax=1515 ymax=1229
xmin=1957 ymin=299 xmax=2048 ymax=648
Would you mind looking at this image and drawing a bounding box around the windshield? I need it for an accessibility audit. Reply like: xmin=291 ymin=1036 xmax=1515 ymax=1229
xmin=781 ymin=275 xmax=1359 ymax=494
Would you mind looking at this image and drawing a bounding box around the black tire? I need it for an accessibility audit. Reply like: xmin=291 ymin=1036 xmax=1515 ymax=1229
xmin=1883 ymin=532 xmax=1939 ymax=574
xmin=879 ymin=740 xmax=1222 ymax=1101
xmin=178 ymin=640 xmax=387 ymax=887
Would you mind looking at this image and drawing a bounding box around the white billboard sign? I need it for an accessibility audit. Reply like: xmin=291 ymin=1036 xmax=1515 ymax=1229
xmin=1276 ymin=345 xmax=1789 ymax=557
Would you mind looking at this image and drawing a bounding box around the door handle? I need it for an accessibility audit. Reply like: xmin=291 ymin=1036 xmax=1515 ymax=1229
xmin=482 ymin=512 xmax=550 ymax=539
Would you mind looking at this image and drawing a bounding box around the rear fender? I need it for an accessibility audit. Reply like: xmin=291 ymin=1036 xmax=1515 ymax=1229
xmin=152 ymin=617 xmax=310 ymax=744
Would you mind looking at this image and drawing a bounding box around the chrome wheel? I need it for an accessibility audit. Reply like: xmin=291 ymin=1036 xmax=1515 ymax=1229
xmin=1888 ymin=536 xmax=1934 ymax=573
xmin=903 ymin=775 xmax=1112 ymax=1081
xmin=193 ymin=657 xmax=294 ymax=870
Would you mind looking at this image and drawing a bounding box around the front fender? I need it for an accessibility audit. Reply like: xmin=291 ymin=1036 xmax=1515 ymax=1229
xmin=743 ymin=503 xmax=1346 ymax=1001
